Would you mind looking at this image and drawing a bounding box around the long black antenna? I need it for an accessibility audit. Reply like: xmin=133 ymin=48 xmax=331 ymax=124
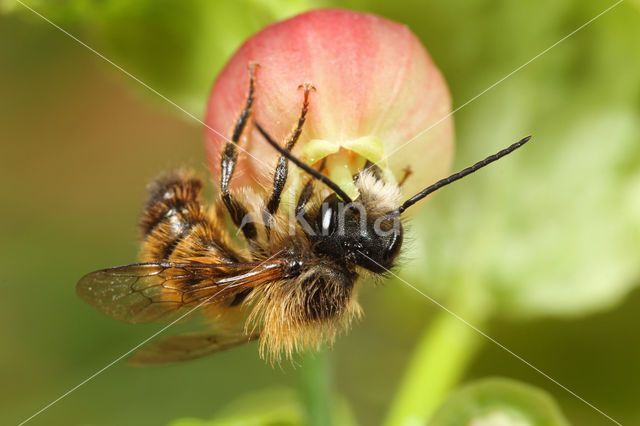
xmin=254 ymin=122 xmax=354 ymax=203
xmin=397 ymin=135 xmax=532 ymax=214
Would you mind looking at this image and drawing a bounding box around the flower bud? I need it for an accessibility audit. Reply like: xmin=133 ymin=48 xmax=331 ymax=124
xmin=205 ymin=9 xmax=453 ymax=205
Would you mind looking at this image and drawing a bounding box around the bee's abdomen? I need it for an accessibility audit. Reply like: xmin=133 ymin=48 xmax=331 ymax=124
xmin=139 ymin=173 xmax=240 ymax=263
xmin=140 ymin=173 xmax=203 ymax=237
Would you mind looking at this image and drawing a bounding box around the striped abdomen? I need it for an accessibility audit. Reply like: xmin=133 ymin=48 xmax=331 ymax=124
xmin=139 ymin=172 xmax=241 ymax=264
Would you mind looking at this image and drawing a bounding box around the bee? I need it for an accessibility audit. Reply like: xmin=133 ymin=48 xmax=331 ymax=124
xmin=77 ymin=64 xmax=530 ymax=364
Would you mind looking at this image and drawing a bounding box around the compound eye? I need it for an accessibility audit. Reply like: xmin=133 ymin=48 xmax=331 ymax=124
xmin=384 ymin=228 xmax=403 ymax=263
xmin=316 ymin=194 xmax=339 ymax=236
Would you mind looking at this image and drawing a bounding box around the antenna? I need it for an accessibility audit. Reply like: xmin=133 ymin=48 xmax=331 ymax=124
xmin=397 ymin=135 xmax=532 ymax=214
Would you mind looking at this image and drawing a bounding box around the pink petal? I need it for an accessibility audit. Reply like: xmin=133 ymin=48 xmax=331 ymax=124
xmin=205 ymin=9 xmax=453 ymax=200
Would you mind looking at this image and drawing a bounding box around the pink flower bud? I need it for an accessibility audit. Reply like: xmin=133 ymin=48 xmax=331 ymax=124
xmin=205 ymin=9 xmax=453 ymax=204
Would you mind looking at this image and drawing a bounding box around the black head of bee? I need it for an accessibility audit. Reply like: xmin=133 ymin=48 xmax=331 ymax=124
xmin=311 ymin=193 xmax=403 ymax=273
xmin=256 ymin=121 xmax=531 ymax=274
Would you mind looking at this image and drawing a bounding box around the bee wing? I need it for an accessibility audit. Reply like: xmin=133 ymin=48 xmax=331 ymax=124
xmin=76 ymin=261 xmax=283 ymax=323
xmin=128 ymin=330 xmax=260 ymax=365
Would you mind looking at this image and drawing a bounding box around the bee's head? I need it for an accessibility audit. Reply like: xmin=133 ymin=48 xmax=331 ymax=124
xmin=311 ymin=193 xmax=403 ymax=273
xmin=255 ymin=121 xmax=532 ymax=274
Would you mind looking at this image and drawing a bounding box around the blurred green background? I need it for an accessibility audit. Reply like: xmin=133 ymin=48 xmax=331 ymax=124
xmin=2 ymin=0 xmax=640 ymax=425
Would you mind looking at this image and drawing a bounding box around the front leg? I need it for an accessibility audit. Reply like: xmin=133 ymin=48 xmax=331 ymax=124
xmin=265 ymin=83 xmax=314 ymax=217
xmin=220 ymin=63 xmax=259 ymax=241
xmin=295 ymin=158 xmax=326 ymax=219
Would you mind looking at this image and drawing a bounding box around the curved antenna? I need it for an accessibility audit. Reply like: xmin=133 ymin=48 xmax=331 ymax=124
xmin=254 ymin=122 xmax=354 ymax=203
xmin=397 ymin=135 xmax=532 ymax=214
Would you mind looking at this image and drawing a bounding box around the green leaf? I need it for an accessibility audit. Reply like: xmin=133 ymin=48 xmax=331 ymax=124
xmin=428 ymin=378 xmax=571 ymax=426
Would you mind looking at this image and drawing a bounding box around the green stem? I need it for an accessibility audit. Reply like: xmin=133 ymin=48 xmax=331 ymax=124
xmin=299 ymin=348 xmax=334 ymax=426
xmin=384 ymin=294 xmax=489 ymax=426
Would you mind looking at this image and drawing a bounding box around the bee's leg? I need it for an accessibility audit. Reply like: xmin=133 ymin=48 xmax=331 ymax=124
xmin=295 ymin=180 xmax=314 ymax=218
xmin=264 ymin=83 xmax=314 ymax=219
xmin=220 ymin=63 xmax=259 ymax=241
xmin=295 ymin=158 xmax=326 ymax=220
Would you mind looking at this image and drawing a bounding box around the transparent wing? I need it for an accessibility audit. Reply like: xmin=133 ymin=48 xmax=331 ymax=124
xmin=76 ymin=261 xmax=283 ymax=323
xmin=128 ymin=330 xmax=261 ymax=365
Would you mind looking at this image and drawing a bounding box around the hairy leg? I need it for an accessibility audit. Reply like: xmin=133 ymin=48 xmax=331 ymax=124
xmin=295 ymin=158 xmax=327 ymax=219
xmin=265 ymin=83 xmax=314 ymax=217
xmin=220 ymin=63 xmax=259 ymax=241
